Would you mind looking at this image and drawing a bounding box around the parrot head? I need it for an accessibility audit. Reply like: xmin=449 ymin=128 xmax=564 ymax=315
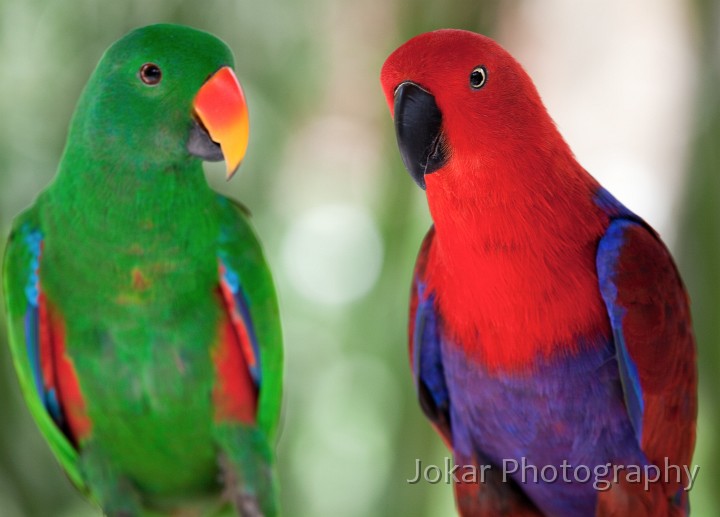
xmin=67 ymin=24 xmax=249 ymax=178
xmin=380 ymin=29 xmax=559 ymax=190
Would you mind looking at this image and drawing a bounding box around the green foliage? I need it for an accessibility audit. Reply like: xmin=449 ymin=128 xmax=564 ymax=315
xmin=676 ymin=0 xmax=720 ymax=511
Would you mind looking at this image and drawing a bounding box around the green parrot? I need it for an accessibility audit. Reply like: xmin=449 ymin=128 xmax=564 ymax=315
xmin=2 ymin=24 xmax=283 ymax=517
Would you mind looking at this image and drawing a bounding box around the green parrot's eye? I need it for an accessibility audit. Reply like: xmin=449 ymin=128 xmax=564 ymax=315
xmin=139 ymin=63 xmax=162 ymax=86
xmin=469 ymin=66 xmax=487 ymax=89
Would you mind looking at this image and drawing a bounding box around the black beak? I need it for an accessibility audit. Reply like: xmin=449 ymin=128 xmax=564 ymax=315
xmin=187 ymin=119 xmax=224 ymax=162
xmin=393 ymin=82 xmax=447 ymax=190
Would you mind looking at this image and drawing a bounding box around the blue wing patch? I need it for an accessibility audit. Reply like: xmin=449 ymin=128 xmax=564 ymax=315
xmin=596 ymin=219 xmax=645 ymax=442
xmin=413 ymin=279 xmax=450 ymax=430
xmin=20 ymin=225 xmax=64 ymax=426
xmin=219 ymin=257 xmax=261 ymax=386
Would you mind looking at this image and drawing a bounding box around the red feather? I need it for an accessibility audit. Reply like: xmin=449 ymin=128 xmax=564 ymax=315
xmin=212 ymin=289 xmax=257 ymax=425
xmin=602 ymin=224 xmax=697 ymax=509
xmin=422 ymin=151 xmax=613 ymax=371
xmin=38 ymin=293 xmax=93 ymax=442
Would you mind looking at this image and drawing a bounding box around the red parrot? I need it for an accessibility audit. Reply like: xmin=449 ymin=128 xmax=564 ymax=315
xmin=381 ymin=29 xmax=697 ymax=516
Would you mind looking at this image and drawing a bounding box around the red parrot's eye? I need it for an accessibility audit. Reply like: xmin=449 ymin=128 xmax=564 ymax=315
xmin=470 ymin=66 xmax=487 ymax=89
xmin=139 ymin=63 xmax=162 ymax=86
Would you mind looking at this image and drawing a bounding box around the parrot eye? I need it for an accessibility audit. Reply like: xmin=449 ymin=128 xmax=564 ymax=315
xmin=469 ymin=66 xmax=487 ymax=89
xmin=139 ymin=63 xmax=162 ymax=86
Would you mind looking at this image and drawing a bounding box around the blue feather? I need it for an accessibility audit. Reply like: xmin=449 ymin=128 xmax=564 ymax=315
xmin=596 ymin=219 xmax=645 ymax=443
xmin=220 ymin=258 xmax=262 ymax=386
xmin=20 ymin=226 xmax=66 ymax=428
xmin=413 ymin=279 xmax=450 ymax=428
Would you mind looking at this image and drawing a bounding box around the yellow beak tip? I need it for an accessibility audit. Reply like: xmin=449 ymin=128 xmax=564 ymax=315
xmin=226 ymin=163 xmax=240 ymax=180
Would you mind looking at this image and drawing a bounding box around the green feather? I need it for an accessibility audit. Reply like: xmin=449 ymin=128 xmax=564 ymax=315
xmin=3 ymin=24 xmax=282 ymax=516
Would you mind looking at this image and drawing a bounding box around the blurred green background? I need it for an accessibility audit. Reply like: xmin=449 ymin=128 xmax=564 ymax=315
xmin=0 ymin=0 xmax=717 ymax=516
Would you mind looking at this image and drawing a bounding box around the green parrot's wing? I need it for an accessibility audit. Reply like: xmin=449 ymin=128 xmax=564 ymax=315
xmin=3 ymin=207 xmax=86 ymax=492
xmin=215 ymin=196 xmax=283 ymax=441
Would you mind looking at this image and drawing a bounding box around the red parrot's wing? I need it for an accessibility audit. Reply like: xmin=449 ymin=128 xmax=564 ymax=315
xmin=409 ymin=226 xmax=452 ymax=445
xmin=597 ymin=219 xmax=697 ymax=507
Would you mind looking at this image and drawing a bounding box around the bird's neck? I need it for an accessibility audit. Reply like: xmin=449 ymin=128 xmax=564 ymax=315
xmin=45 ymin=142 xmax=218 ymax=241
xmin=424 ymin=150 xmax=611 ymax=370
xmin=38 ymin=143 xmax=221 ymax=312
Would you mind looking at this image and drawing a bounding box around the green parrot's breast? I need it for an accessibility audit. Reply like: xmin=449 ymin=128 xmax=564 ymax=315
xmin=67 ymin=302 xmax=224 ymax=498
xmin=47 ymin=266 xmax=231 ymax=501
xmin=36 ymin=173 xmax=233 ymax=498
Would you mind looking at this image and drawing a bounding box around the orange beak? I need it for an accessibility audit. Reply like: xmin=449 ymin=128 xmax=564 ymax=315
xmin=192 ymin=67 xmax=249 ymax=179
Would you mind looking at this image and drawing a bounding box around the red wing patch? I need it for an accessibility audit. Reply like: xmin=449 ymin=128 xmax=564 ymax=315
xmin=212 ymin=290 xmax=258 ymax=425
xmin=38 ymin=293 xmax=92 ymax=443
